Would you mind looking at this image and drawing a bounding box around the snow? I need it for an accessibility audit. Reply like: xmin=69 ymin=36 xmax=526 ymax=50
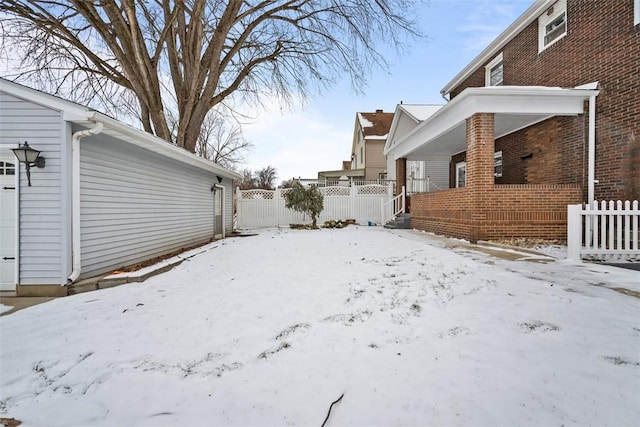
xmin=357 ymin=112 xmax=373 ymax=128
xmin=1 ymin=227 xmax=639 ymax=426
xmin=0 ymin=303 xmax=12 ymax=314
xmin=400 ymin=104 xmax=443 ymax=121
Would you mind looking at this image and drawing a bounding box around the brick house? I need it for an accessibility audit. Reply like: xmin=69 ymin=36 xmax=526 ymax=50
xmin=384 ymin=0 xmax=639 ymax=242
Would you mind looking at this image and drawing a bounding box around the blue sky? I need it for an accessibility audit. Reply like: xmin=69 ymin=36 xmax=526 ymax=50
xmin=242 ymin=0 xmax=533 ymax=183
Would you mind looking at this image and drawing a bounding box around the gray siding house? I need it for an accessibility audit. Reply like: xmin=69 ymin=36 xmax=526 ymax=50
xmin=0 ymin=78 xmax=241 ymax=296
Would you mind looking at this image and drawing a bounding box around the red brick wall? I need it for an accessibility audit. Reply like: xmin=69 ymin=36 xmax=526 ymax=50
xmin=410 ymin=184 xmax=582 ymax=242
xmin=450 ymin=0 xmax=640 ymax=201
xmin=411 ymin=188 xmax=473 ymax=239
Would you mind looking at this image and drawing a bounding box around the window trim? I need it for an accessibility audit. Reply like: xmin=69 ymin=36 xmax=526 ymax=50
xmin=455 ymin=162 xmax=466 ymax=188
xmin=494 ymin=151 xmax=503 ymax=178
xmin=538 ymin=0 xmax=567 ymax=52
xmin=485 ymin=53 xmax=504 ymax=87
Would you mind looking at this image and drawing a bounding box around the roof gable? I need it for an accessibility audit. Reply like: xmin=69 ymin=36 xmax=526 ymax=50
xmin=384 ymin=104 xmax=443 ymax=153
xmin=357 ymin=111 xmax=394 ymax=138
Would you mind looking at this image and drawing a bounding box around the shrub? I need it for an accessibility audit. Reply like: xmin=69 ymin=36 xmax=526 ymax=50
xmin=283 ymin=182 xmax=324 ymax=228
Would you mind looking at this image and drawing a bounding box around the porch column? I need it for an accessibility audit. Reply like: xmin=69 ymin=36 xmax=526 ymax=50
xmin=395 ymin=157 xmax=407 ymax=196
xmin=465 ymin=113 xmax=495 ymax=242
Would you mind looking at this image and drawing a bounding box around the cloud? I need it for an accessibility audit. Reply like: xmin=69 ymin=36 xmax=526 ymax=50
xmin=455 ymin=0 xmax=523 ymax=52
xmin=241 ymin=106 xmax=352 ymax=182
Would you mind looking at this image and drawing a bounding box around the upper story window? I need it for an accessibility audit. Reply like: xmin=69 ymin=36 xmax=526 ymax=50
xmin=538 ymin=0 xmax=567 ymax=52
xmin=635 ymin=0 xmax=639 ymax=26
xmin=485 ymin=53 xmax=504 ymax=86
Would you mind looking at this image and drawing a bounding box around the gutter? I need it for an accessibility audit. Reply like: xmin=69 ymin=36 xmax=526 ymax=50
xmin=67 ymin=121 xmax=103 ymax=284
xmin=587 ymin=93 xmax=596 ymax=204
xmin=574 ymin=82 xmax=599 ymax=204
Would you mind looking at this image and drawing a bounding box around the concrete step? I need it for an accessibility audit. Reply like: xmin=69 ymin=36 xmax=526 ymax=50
xmin=384 ymin=214 xmax=411 ymax=229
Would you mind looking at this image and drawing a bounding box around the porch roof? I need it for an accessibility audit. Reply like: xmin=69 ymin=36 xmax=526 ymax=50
xmin=384 ymin=86 xmax=599 ymax=160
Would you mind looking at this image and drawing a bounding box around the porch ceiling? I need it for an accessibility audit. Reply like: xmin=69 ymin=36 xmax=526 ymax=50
xmin=386 ymin=86 xmax=599 ymax=160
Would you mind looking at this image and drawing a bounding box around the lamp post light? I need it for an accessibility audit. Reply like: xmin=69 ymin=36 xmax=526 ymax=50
xmin=11 ymin=141 xmax=45 ymax=186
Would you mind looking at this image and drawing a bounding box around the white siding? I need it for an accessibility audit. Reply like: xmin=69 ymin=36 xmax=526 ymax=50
xmin=0 ymin=93 xmax=65 ymax=285
xmin=79 ymin=134 xmax=224 ymax=278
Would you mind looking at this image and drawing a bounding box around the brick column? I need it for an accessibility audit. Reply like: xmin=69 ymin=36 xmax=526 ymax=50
xmin=395 ymin=157 xmax=407 ymax=196
xmin=465 ymin=113 xmax=495 ymax=242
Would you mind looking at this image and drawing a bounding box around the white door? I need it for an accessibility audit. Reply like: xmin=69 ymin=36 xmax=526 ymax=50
xmin=213 ymin=186 xmax=223 ymax=238
xmin=0 ymin=156 xmax=17 ymax=291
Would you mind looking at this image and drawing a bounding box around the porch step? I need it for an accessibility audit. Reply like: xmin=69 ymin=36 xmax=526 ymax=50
xmin=384 ymin=213 xmax=411 ymax=229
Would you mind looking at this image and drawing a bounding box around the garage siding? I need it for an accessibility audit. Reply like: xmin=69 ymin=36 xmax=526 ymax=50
xmin=0 ymin=93 xmax=66 ymax=284
xmin=79 ymin=134 xmax=218 ymax=278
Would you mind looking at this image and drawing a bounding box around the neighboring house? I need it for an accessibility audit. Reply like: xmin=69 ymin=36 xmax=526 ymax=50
xmin=317 ymin=109 xmax=394 ymax=183
xmin=0 ymin=78 xmax=241 ymax=296
xmin=384 ymin=0 xmax=639 ymax=242
xmin=352 ymin=110 xmax=394 ymax=180
xmin=385 ymin=104 xmax=443 ymax=193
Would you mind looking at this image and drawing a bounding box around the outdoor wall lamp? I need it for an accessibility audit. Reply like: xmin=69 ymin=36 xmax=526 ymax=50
xmin=216 ymin=175 xmax=223 ymax=183
xmin=12 ymin=141 xmax=45 ymax=186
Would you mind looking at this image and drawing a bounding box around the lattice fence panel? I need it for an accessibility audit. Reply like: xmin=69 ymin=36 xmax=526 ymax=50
xmin=237 ymin=184 xmax=394 ymax=228
xmin=357 ymin=184 xmax=388 ymax=195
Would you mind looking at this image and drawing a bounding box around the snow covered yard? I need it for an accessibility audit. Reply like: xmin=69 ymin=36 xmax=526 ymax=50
xmin=1 ymin=227 xmax=639 ymax=427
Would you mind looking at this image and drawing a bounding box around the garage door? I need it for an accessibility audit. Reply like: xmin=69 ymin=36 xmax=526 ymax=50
xmin=0 ymin=157 xmax=16 ymax=291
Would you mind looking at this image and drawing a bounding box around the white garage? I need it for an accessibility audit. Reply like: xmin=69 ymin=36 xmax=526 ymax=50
xmin=0 ymin=78 xmax=241 ymax=296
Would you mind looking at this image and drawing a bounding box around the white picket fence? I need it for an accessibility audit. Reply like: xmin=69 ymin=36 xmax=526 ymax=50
xmin=567 ymin=200 xmax=640 ymax=261
xmin=237 ymin=184 xmax=394 ymax=228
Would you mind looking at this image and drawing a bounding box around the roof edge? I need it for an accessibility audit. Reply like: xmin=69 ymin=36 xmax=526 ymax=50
xmin=86 ymin=111 xmax=242 ymax=180
xmin=440 ymin=0 xmax=555 ymax=96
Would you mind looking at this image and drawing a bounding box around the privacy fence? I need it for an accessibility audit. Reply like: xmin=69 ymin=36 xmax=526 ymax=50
xmin=568 ymin=200 xmax=640 ymax=261
xmin=237 ymin=184 xmax=394 ymax=228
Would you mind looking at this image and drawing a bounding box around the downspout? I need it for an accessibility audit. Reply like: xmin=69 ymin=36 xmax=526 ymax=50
xmin=440 ymin=90 xmax=450 ymax=103
xmin=67 ymin=122 xmax=103 ymax=284
xmin=587 ymin=93 xmax=597 ymax=205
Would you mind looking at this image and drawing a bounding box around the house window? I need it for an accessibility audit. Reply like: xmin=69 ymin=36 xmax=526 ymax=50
xmin=0 ymin=161 xmax=15 ymax=176
xmin=635 ymin=0 xmax=639 ymax=26
xmin=485 ymin=53 xmax=503 ymax=86
xmin=538 ymin=0 xmax=567 ymax=52
xmin=378 ymin=172 xmax=387 ymax=180
xmin=455 ymin=162 xmax=466 ymax=188
xmin=494 ymin=151 xmax=503 ymax=178
xmin=360 ymin=146 xmax=364 ymax=166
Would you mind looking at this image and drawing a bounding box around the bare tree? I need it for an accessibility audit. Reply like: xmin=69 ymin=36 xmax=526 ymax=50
xmin=0 ymin=0 xmax=421 ymax=153
xmin=238 ymin=167 xmax=257 ymax=190
xmin=256 ymin=166 xmax=277 ymax=190
xmin=237 ymin=166 xmax=277 ymax=190
xmin=194 ymin=110 xmax=253 ymax=169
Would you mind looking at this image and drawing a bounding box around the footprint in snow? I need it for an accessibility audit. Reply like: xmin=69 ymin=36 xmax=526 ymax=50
xmin=519 ymin=320 xmax=560 ymax=333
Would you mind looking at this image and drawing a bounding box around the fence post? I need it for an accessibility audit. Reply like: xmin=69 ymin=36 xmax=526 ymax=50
xmin=275 ymin=187 xmax=280 ymax=227
xmin=350 ymin=183 xmax=356 ymax=221
xmin=236 ymin=187 xmax=242 ymax=228
xmin=567 ymin=204 xmax=582 ymax=261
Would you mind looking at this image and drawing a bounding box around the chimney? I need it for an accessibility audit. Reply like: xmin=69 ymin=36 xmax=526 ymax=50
xmin=375 ymin=109 xmax=383 ymax=113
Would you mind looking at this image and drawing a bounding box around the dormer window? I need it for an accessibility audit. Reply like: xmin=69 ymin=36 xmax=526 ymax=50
xmin=485 ymin=53 xmax=503 ymax=86
xmin=539 ymin=0 xmax=567 ymax=52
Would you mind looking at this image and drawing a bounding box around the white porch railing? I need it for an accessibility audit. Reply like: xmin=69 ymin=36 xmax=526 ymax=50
xmin=406 ymin=177 xmax=445 ymax=195
xmin=568 ymin=200 xmax=640 ymax=261
xmin=381 ymin=186 xmax=406 ymax=224
xmin=237 ymin=183 xmax=394 ymax=228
